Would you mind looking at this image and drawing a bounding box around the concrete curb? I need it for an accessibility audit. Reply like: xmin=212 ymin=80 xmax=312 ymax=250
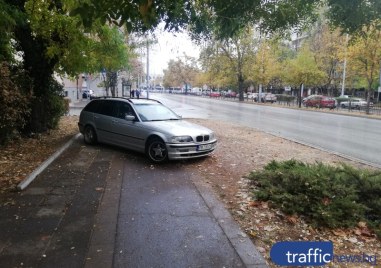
xmin=192 ymin=178 xmax=269 ymax=268
xmin=17 ymin=133 xmax=82 ymax=191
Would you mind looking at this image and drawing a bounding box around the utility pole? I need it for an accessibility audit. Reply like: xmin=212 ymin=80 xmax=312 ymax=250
xmin=258 ymin=29 xmax=263 ymax=103
xmin=341 ymin=34 xmax=349 ymax=96
xmin=378 ymin=61 xmax=381 ymax=102
xmin=146 ymin=39 xmax=150 ymax=98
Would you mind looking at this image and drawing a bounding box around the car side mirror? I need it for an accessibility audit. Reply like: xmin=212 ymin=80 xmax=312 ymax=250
xmin=125 ymin=115 xmax=136 ymax=121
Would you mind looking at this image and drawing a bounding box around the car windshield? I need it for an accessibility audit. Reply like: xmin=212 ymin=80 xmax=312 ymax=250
xmin=134 ymin=103 xmax=180 ymax=122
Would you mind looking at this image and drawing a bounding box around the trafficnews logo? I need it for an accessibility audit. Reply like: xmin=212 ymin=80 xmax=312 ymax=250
xmin=270 ymin=241 xmax=377 ymax=266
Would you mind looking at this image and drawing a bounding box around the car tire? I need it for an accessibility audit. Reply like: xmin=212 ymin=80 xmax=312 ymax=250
xmin=84 ymin=125 xmax=97 ymax=145
xmin=341 ymin=104 xmax=346 ymax=108
xmin=147 ymin=137 xmax=168 ymax=163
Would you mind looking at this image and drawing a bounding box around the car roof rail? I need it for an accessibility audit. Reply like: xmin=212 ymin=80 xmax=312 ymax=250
xmin=90 ymin=95 xmax=162 ymax=104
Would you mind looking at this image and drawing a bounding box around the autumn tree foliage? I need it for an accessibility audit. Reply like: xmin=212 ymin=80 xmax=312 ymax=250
xmin=345 ymin=22 xmax=381 ymax=113
xmin=0 ymin=0 xmax=131 ymax=138
xmin=163 ymin=57 xmax=199 ymax=89
xmin=309 ymin=23 xmax=346 ymax=95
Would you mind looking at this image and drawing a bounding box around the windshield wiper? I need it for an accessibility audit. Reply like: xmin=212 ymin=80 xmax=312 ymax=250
xmin=147 ymin=118 xmax=180 ymax=122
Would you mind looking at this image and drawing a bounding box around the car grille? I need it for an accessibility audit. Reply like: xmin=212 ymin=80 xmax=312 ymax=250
xmin=196 ymin=135 xmax=210 ymax=142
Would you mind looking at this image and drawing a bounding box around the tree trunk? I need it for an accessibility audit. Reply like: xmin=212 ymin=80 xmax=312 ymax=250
xmin=298 ymin=83 xmax=303 ymax=108
xmin=238 ymin=73 xmax=244 ymax=101
xmin=14 ymin=14 xmax=59 ymax=133
xmin=366 ymin=88 xmax=372 ymax=114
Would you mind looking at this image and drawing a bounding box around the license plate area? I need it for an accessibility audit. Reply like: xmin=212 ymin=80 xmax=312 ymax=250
xmin=197 ymin=144 xmax=213 ymax=151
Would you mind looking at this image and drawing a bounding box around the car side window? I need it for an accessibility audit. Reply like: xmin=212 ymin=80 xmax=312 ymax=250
xmin=83 ymin=100 xmax=100 ymax=113
xmin=115 ymin=101 xmax=134 ymax=119
xmin=98 ymin=100 xmax=115 ymax=117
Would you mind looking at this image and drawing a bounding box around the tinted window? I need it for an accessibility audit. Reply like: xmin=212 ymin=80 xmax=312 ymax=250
xmin=98 ymin=100 xmax=116 ymax=117
xmin=115 ymin=101 xmax=134 ymax=119
xmin=83 ymin=100 xmax=101 ymax=113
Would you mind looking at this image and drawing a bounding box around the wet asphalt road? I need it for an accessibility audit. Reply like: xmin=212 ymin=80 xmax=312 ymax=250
xmin=153 ymin=94 xmax=381 ymax=168
xmin=0 ymin=136 xmax=266 ymax=267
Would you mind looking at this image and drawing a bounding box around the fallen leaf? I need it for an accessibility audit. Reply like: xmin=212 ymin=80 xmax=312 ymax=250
xmin=249 ymin=201 xmax=261 ymax=207
xmin=286 ymin=215 xmax=298 ymax=224
xmin=332 ymin=229 xmax=347 ymax=237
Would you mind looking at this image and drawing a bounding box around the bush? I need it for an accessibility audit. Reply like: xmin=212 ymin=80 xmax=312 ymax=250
xmin=23 ymin=78 xmax=66 ymax=133
xmin=248 ymin=160 xmax=381 ymax=235
xmin=343 ymin=166 xmax=381 ymax=236
xmin=0 ymin=62 xmax=31 ymax=144
xmin=63 ymin=98 xmax=71 ymax=115
xmin=276 ymin=94 xmax=296 ymax=103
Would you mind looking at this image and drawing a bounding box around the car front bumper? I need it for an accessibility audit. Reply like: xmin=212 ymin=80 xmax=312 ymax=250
xmin=166 ymin=141 xmax=217 ymax=160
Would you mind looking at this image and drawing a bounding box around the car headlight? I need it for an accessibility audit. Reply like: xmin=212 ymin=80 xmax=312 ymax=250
xmin=171 ymin=136 xmax=193 ymax=143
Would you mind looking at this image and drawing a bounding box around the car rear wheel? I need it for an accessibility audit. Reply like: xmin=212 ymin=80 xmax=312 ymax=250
xmin=84 ymin=125 xmax=97 ymax=145
xmin=147 ymin=138 xmax=168 ymax=163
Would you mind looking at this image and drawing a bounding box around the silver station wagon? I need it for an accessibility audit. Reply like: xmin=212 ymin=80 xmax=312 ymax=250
xmin=78 ymin=98 xmax=217 ymax=162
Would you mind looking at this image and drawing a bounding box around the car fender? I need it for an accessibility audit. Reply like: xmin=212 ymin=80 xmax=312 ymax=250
xmin=79 ymin=113 xmax=97 ymax=134
xmin=83 ymin=121 xmax=98 ymax=135
xmin=145 ymin=131 xmax=169 ymax=148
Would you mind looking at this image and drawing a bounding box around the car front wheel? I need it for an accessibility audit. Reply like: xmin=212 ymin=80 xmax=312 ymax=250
xmin=147 ymin=138 xmax=168 ymax=163
xmin=84 ymin=125 xmax=97 ymax=145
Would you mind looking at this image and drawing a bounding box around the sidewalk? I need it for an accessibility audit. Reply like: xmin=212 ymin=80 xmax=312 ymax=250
xmin=0 ymin=137 xmax=268 ymax=267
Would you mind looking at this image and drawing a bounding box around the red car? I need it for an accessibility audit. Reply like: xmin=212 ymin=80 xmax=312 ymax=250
xmin=209 ymin=92 xmax=221 ymax=97
xmin=224 ymin=91 xmax=237 ymax=98
xmin=303 ymin=95 xmax=336 ymax=109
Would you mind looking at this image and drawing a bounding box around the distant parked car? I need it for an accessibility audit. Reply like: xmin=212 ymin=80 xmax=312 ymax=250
xmin=247 ymin=93 xmax=256 ymax=100
xmin=264 ymin=93 xmax=277 ymax=103
xmin=340 ymin=98 xmax=373 ymax=109
xmin=248 ymin=93 xmax=277 ymax=103
xmin=209 ymin=92 xmax=221 ymax=97
xmin=335 ymin=95 xmax=352 ymax=104
xmin=303 ymin=95 xmax=336 ymax=109
xmin=78 ymin=98 xmax=217 ymax=163
xmin=224 ymin=91 xmax=237 ymax=98
xmin=82 ymin=89 xmax=94 ymax=99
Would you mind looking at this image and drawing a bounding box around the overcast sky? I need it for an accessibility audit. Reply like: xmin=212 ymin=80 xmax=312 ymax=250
xmin=139 ymin=27 xmax=201 ymax=76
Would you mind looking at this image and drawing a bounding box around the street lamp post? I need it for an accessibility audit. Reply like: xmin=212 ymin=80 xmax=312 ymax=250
xmin=146 ymin=39 xmax=150 ymax=95
xmin=341 ymin=34 xmax=349 ymax=96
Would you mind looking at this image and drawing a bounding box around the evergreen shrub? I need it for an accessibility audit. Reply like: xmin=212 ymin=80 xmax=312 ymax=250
xmin=248 ymin=159 xmax=381 ymax=236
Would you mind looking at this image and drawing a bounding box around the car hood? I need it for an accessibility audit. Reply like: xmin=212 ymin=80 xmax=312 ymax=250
xmin=144 ymin=120 xmax=213 ymax=137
